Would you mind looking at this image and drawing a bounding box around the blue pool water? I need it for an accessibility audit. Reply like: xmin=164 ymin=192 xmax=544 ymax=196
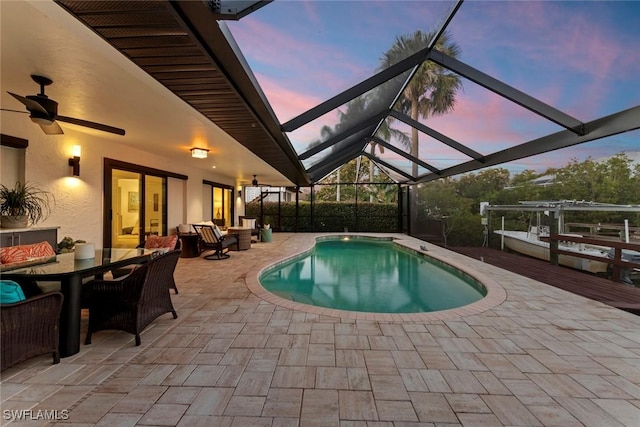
xmin=259 ymin=237 xmax=486 ymax=313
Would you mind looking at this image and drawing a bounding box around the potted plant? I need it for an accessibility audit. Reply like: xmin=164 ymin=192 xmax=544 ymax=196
xmin=57 ymin=236 xmax=86 ymax=254
xmin=0 ymin=181 xmax=54 ymax=228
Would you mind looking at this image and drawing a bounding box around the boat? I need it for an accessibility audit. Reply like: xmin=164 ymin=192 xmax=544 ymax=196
xmin=494 ymin=226 xmax=610 ymax=274
xmin=486 ymin=200 xmax=640 ymax=278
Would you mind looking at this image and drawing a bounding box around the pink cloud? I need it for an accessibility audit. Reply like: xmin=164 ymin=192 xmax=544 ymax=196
xmin=257 ymin=76 xmax=323 ymax=123
xmin=426 ymin=87 xmax=556 ymax=149
xmin=230 ymin=17 xmax=370 ymax=102
xmin=454 ymin=2 xmax=640 ymax=119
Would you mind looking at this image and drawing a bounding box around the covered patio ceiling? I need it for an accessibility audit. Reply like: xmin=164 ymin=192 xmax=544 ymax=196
xmin=56 ymin=0 xmax=640 ymax=186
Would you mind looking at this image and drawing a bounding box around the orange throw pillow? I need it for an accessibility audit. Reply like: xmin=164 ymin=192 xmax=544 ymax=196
xmin=0 ymin=241 xmax=55 ymax=264
xmin=144 ymin=235 xmax=178 ymax=250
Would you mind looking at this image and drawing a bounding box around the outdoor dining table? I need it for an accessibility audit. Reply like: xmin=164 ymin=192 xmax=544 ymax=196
xmin=1 ymin=248 xmax=153 ymax=357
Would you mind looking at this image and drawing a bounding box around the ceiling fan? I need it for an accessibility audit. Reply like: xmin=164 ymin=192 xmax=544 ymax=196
xmin=3 ymin=75 xmax=125 ymax=136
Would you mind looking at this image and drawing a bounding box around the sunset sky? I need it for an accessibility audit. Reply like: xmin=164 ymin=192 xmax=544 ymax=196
xmin=228 ymin=1 xmax=640 ymax=176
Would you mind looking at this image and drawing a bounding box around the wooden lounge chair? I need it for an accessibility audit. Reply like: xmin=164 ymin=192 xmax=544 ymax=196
xmin=84 ymin=249 xmax=180 ymax=346
xmin=1 ymin=291 xmax=63 ymax=370
xmin=192 ymin=224 xmax=238 ymax=260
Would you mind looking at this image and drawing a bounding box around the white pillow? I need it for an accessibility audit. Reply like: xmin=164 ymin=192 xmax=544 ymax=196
xmin=178 ymin=224 xmax=191 ymax=233
xmin=242 ymin=218 xmax=256 ymax=229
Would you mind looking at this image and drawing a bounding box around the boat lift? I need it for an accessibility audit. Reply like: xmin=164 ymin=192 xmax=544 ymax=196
xmin=483 ymin=200 xmax=640 ymax=284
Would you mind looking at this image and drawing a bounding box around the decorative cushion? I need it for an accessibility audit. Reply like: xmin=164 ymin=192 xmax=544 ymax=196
xmin=0 ymin=241 xmax=56 ymax=265
xmin=242 ymin=218 xmax=256 ymax=229
xmin=0 ymin=280 xmax=26 ymax=304
xmin=178 ymin=224 xmax=192 ymax=233
xmin=144 ymin=235 xmax=178 ymax=250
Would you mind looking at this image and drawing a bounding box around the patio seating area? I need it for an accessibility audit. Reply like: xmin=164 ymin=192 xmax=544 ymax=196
xmin=2 ymin=233 xmax=640 ymax=426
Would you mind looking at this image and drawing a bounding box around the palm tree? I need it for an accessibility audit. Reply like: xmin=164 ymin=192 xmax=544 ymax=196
xmin=379 ymin=29 xmax=462 ymax=177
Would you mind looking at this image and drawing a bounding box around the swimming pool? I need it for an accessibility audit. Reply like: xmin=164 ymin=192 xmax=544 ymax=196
xmin=259 ymin=236 xmax=487 ymax=314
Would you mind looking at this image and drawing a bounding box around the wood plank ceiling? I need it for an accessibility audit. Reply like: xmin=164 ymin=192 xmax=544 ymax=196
xmin=55 ymin=0 xmax=309 ymax=186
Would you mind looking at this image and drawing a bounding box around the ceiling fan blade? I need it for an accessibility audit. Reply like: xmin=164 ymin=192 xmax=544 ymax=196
xmin=40 ymin=121 xmax=64 ymax=135
xmin=7 ymin=92 xmax=48 ymax=115
xmin=0 ymin=108 xmax=29 ymax=114
xmin=57 ymin=115 xmax=126 ymax=136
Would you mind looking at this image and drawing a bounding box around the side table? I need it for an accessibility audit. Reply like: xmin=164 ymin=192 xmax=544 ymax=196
xmin=227 ymin=227 xmax=252 ymax=250
xmin=178 ymin=233 xmax=200 ymax=258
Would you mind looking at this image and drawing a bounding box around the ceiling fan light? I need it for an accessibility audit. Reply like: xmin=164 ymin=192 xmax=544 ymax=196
xmin=30 ymin=115 xmax=53 ymax=126
xmin=252 ymin=175 xmax=258 ymax=186
xmin=191 ymin=147 xmax=209 ymax=159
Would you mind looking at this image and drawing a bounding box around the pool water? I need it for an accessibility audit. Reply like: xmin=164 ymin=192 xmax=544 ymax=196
xmin=259 ymin=237 xmax=486 ymax=313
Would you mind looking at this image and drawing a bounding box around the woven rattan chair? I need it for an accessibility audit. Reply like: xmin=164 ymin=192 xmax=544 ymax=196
xmin=192 ymin=224 xmax=238 ymax=260
xmin=1 ymin=291 xmax=63 ymax=371
xmin=111 ymin=236 xmax=181 ymax=294
xmin=84 ymin=249 xmax=180 ymax=346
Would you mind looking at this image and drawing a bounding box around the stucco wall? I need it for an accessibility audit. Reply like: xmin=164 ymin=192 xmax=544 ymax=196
xmin=0 ymin=117 xmax=235 ymax=248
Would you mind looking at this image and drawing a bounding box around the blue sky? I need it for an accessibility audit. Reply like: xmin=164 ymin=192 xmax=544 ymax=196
xmin=228 ymin=1 xmax=640 ymax=176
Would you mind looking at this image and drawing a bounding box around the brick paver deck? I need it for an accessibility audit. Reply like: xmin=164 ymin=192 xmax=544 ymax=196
xmin=2 ymin=233 xmax=640 ymax=426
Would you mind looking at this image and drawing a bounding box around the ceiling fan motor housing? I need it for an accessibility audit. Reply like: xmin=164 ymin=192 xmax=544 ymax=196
xmin=26 ymin=95 xmax=58 ymax=123
xmin=5 ymin=74 xmax=125 ymax=135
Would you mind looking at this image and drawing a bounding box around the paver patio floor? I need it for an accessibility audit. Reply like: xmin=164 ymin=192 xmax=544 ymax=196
xmin=2 ymin=233 xmax=640 ymax=426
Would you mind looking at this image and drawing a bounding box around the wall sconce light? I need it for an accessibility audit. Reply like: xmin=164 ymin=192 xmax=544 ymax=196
xmin=190 ymin=147 xmax=209 ymax=159
xmin=238 ymin=190 xmax=242 ymax=198
xmin=68 ymin=145 xmax=81 ymax=176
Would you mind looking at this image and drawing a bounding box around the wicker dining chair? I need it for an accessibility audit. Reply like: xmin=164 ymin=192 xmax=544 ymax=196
xmin=84 ymin=249 xmax=180 ymax=346
xmin=111 ymin=235 xmax=181 ymax=294
xmin=1 ymin=291 xmax=64 ymax=371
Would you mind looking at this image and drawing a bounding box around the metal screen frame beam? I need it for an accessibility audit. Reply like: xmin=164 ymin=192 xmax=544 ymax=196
xmin=428 ymin=49 xmax=585 ymax=135
xmin=281 ymin=1 xmax=464 ymax=132
xmin=370 ymin=136 xmax=441 ymax=175
xmin=298 ymin=111 xmax=387 ymax=160
xmin=389 ymin=110 xmax=485 ymax=161
xmin=416 ymin=105 xmax=640 ymax=183
xmin=364 ymin=153 xmax=414 ymax=181
xmin=307 ymin=149 xmax=362 ymax=182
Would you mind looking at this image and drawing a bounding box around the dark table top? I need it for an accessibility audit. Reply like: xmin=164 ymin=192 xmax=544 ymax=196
xmin=1 ymin=248 xmax=153 ymax=279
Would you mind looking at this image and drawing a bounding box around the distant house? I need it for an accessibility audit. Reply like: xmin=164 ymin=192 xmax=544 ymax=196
xmin=244 ymin=186 xmax=297 ymax=203
xmin=510 ymin=151 xmax=639 ymax=189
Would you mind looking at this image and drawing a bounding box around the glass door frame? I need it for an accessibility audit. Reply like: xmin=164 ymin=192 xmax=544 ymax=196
xmin=103 ymin=158 xmax=187 ymax=248
xmin=203 ymin=180 xmax=235 ymax=228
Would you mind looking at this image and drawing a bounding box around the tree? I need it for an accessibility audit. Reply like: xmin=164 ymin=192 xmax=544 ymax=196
xmin=551 ymin=153 xmax=638 ymax=204
xmin=418 ymin=178 xmax=473 ymax=246
xmin=379 ymin=30 xmax=462 ymax=177
xmin=510 ymin=169 xmax=542 ymax=186
xmin=456 ymin=168 xmax=510 ymax=208
xmin=315 ymin=158 xmax=369 ymax=202
xmin=369 ymin=120 xmax=410 ymax=201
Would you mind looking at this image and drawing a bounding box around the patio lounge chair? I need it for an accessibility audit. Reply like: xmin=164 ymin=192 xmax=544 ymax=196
xmin=84 ymin=249 xmax=180 ymax=346
xmin=239 ymin=216 xmax=261 ymax=242
xmin=192 ymin=224 xmax=238 ymax=260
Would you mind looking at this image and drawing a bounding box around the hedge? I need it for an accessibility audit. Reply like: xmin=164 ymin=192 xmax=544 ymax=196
xmin=246 ymin=200 xmax=398 ymax=232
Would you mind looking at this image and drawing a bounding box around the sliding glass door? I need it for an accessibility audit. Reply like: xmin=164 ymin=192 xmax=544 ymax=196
xmin=204 ymin=180 xmax=234 ymax=228
xmin=105 ymin=160 xmax=169 ymax=248
xmin=110 ymin=169 xmax=143 ymax=248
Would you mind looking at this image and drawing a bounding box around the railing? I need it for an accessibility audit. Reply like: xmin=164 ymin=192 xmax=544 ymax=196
xmin=564 ymin=222 xmax=640 ymax=240
xmin=548 ymin=233 xmax=640 ymax=283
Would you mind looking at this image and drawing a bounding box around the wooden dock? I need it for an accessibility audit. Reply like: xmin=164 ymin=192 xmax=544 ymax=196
xmin=450 ymin=246 xmax=640 ymax=315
